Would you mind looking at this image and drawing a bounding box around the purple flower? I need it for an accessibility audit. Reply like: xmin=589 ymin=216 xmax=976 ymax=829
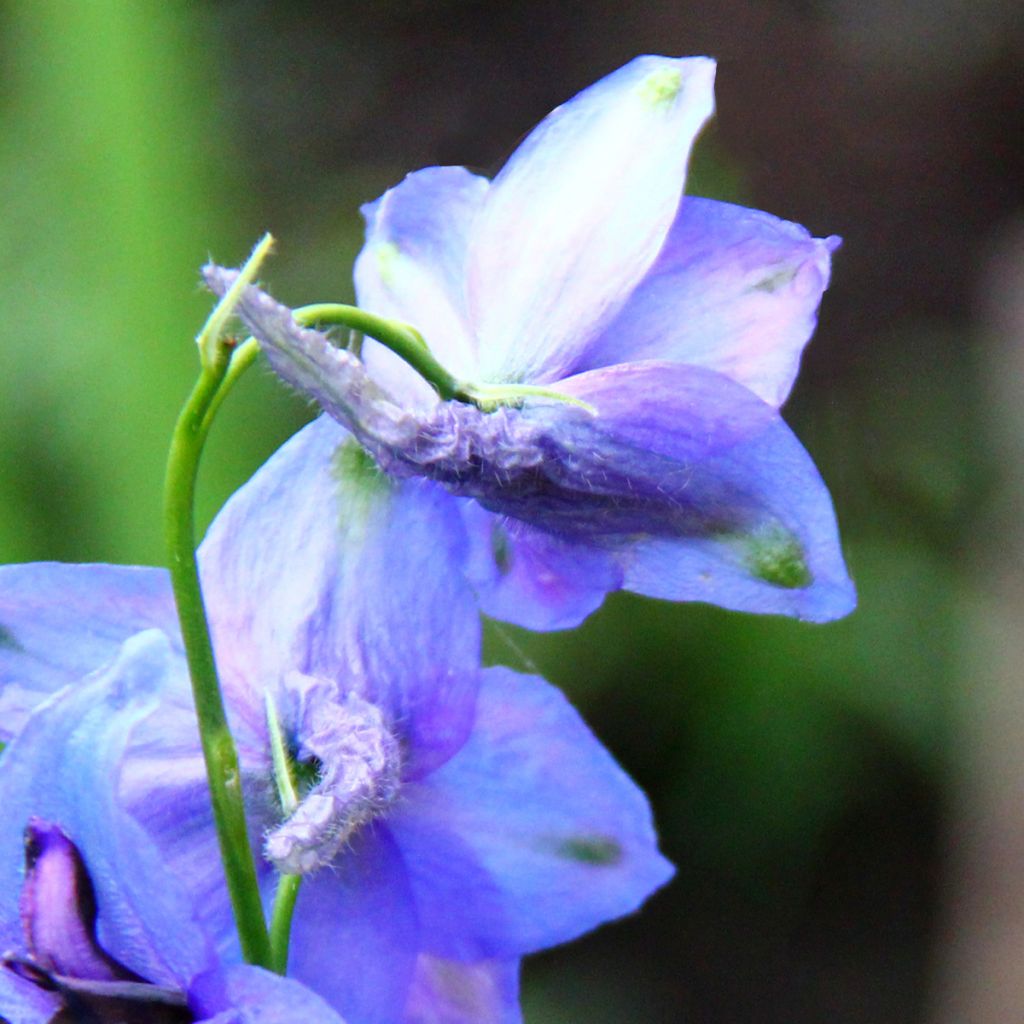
xmin=205 ymin=54 xmax=855 ymax=631
xmin=0 ymin=635 xmax=347 ymax=1024
xmin=0 ymin=417 xmax=672 ymax=1023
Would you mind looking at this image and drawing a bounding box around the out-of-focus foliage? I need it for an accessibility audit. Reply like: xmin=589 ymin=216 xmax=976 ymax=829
xmin=0 ymin=1 xmax=311 ymax=564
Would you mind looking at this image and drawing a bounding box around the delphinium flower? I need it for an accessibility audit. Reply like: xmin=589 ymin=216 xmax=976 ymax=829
xmin=205 ymin=54 xmax=855 ymax=631
xmin=0 ymin=631 xmax=347 ymax=1024
xmin=0 ymin=415 xmax=672 ymax=1023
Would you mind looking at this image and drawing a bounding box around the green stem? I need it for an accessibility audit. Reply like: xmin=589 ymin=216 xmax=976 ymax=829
xmin=199 ymin=337 xmax=260 ymax=435
xmin=269 ymin=873 xmax=302 ymax=975
xmin=295 ymin=303 xmax=463 ymax=401
xmin=293 ymin=304 xmax=593 ymax=413
xmin=163 ymin=344 xmax=272 ymax=969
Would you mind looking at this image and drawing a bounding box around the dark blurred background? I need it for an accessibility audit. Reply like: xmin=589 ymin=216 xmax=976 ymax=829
xmin=1 ymin=2 xmax=1022 ymax=1021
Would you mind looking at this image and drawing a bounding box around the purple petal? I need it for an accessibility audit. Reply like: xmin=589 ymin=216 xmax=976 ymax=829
xmin=286 ymin=825 xmax=418 ymax=1024
xmin=580 ymin=197 xmax=840 ymax=407
xmin=0 ymin=630 xmax=213 ymax=988
xmin=189 ymin=964 xmax=348 ymax=1023
xmin=389 ymin=666 xmax=673 ymax=960
xmin=404 ymin=956 xmax=521 ymax=1024
xmin=0 ymin=563 xmax=178 ymax=741
xmin=198 ymin=416 xmax=481 ymax=776
xmin=467 ymin=56 xmax=716 ymax=384
xmin=516 ymin=361 xmax=856 ymax=622
xmin=459 ymin=501 xmax=621 ymax=631
xmin=0 ymin=968 xmax=60 ymax=1024
xmin=355 ymin=167 xmax=488 ymax=406
xmin=19 ymin=820 xmax=140 ymax=983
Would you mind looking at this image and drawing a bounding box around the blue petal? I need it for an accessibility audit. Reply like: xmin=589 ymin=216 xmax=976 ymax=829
xmin=404 ymin=955 xmax=521 ymax=1024
xmin=356 ymin=167 xmax=488 ymax=406
xmin=467 ymin=56 xmax=716 ymax=384
xmin=119 ymin=746 xmax=259 ymax=962
xmin=459 ymin=501 xmax=621 ymax=631
xmin=0 ymin=563 xmax=178 ymax=741
xmin=285 ymin=825 xmax=418 ymax=1024
xmin=198 ymin=415 xmax=481 ymax=776
xmin=509 ymin=361 xmax=856 ymax=622
xmin=579 ymin=197 xmax=840 ymax=407
xmin=0 ymin=630 xmax=213 ymax=988
xmin=190 ymin=964 xmax=348 ymax=1023
xmin=388 ymin=666 xmax=673 ymax=960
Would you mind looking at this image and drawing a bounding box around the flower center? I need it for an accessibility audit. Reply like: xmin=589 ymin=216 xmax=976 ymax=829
xmin=264 ymin=679 xmax=402 ymax=876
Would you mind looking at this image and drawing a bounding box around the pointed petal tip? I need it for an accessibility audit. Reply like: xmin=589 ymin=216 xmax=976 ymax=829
xmin=800 ymin=575 xmax=858 ymax=624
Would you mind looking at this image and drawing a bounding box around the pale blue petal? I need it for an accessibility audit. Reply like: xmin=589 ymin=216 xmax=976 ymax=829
xmin=459 ymin=501 xmax=620 ymax=631
xmin=0 ymin=630 xmax=213 ymax=988
xmin=580 ymin=197 xmax=840 ymax=407
xmin=355 ymin=167 xmax=488 ymax=406
xmin=198 ymin=416 xmax=481 ymax=776
xmin=0 ymin=563 xmax=178 ymax=741
xmin=389 ymin=667 xmax=673 ymax=960
xmin=467 ymin=56 xmax=716 ymax=384
xmin=510 ymin=361 xmax=856 ymax=622
xmin=286 ymin=825 xmax=418 ymax=1024
xmin=190 ymin=964 xmax=348 ymax=1023
xmin=404 ymin=955 xmax=521 ymax=1024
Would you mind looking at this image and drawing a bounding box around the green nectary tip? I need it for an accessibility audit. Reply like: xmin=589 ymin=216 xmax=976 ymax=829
xmin=0 ymin=624 xmax=23 ymax=652
xmin=332 ymin=439 xmax=388 ymax=496
xmin=638 ymin=67 xmax=683 ymax=109
xmin=557 ymin=835 xmax=624 ymax=866
xmin=741 ymin=527 xmax=812 ymax=589
xmin=331 ymin=440 xmax=391 ymax=538
xmin=749 ymin=264 xmax=798 ymax=294
xmin=491 ymin=523 xmax=512 ymax=575
xmin=375 ymin=241 xmax=402 ymax=287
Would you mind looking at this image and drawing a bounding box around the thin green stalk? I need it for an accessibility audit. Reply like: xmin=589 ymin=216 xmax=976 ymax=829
xmin=199 ymin=337 xmax=260 ymax=435
xmin=164 ymin=343 xmax=271 ymax=969
xmin=264 ymin=690 xmax=303 ymax=974
xmin=269 ymin=873 xmax=302 ymax=975
xmin=295 ymin=303 xmax=463 ymax=400
xmin=294 ymin=304 xmax=593 ymax=412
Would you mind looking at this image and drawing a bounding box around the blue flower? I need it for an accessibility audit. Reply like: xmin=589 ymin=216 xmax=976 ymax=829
xmin=0 ymin=633 xmax=347 ymax=1024
xmin=206 ymin=54 xmax=855 ymax=630
xmin=0 ymin=419 xmax=672 ymax=1023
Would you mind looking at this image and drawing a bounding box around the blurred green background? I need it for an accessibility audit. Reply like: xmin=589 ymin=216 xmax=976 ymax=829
xmin=2 ymin=1 xmax=1021 ymax=1021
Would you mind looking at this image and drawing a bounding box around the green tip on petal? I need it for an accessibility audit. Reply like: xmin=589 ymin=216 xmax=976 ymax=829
xmin=738 ymin=526 xmax=813 ymax=590
xmin=331 ymin=438 xmax=391 ymax=540
xmin=749 ymin=264 xmax=800 ymax=295
xmin=491 ymin=522 xmax=512 ymax=576
xmin=374 ymin=241 xmax=403 ymax=287
xmin=332 ymin=439 xmax=389 ymax=498
xmin=556 ymin=835 xmax=624 ymax=867
xmin=637 ymin=66 xmax=684 ymax=110
xmin=0 ymin=623 xmax=23 ymax=651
